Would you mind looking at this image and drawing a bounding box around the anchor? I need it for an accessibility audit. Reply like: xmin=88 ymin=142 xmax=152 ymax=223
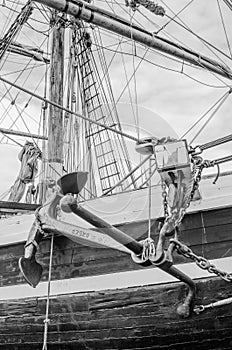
xmin=18 ymin=171 xmax=89 ymax=288
xmin=19 ymin=169 xmax=196 ymax=317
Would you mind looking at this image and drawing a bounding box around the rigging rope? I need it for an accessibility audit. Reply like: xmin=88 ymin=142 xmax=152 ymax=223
xmin=203 ymin=154 xmax=232 ymax=167
xmin=0 ymin=0 xmax=33 ymax=63
xmin=193 ymin=133 xmax=232 ymax=153
xmin=217 ymin=0 xmax=232 ymax=58
xmin=162 ymin=0 xmax=232 ymax=64
xmin=181 ymin=90 xmax=231 ymax=139
xmin=42 ymin=233 xmax=54 ymax=350
xmin=0 ymin=75 xmax=139 ymax=142
xmin=190 ymin=90 xmax=232 ymax=144
xmin=223 ymin=0 xmax=232 ymax=11
xmin=147 ymin=156 xmax=152 ymax=239
xmin=156 ymin=0 xmax=193 ymax=34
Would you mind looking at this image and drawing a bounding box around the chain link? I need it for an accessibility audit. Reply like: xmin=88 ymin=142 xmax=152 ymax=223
xmin=190 ymin=164 xmax=203 ymax=202
xmin=171 ymin=238 xmax=232 ymax=282
xmin=161 ymin=180 xmax=169 ymax=219
xmin=160 ymin=155 xmax=203 ymax=231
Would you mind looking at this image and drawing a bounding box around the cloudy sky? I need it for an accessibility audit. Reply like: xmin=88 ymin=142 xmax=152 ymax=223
xmin=0 ymin=0 xmax=232 ymax=198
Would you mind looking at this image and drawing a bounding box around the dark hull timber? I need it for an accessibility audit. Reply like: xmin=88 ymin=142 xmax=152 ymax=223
xmin=0 ymin=278 xmax=232 ymax=349
xmin=0 ymin=204 xmax=232 ymax=349
xmin=0 ymin=173 xmax=232 ymax=349
xmin=0 ymin=205 xmax=232 ymax=287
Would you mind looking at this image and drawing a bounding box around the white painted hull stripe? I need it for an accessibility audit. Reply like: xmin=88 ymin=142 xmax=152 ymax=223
xmin=0 ymin=256 xmax=231 ymax=301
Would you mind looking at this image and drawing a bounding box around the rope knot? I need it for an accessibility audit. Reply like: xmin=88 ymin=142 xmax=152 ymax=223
xmin=141 ymin=238 xmax=156 ymax=261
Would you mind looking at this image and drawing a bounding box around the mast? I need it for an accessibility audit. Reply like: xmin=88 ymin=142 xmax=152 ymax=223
xmin=47 ymin=12 xmax=65 ymax=186
xmin=35 ymin=0 xmax=232 ymax=80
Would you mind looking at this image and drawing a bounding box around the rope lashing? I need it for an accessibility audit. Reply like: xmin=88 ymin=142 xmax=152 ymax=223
xmin=141 ymin=238 xmax=156 ymax=261
xmin=42 ymin=234 xmax=54 ymax=350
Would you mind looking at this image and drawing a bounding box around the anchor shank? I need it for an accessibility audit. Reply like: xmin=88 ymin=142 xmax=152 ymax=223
xmin=67 ymin=196 xmax=143 ymax=255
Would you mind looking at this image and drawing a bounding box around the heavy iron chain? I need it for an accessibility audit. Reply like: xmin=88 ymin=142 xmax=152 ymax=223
xmin=189 ymin=162 xmax=204 ymax=202
xmin=161 ymin=180 xmax=169 ymax=219
xmin=170 ymin=238 xmax=232 ymax=282
xmin=160 ymin=156 xmax=232 ymax=314
xmin=161 ymin=158 xmax=203 ymax=227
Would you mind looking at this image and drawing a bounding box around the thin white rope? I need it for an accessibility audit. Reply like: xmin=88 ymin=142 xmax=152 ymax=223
xmin=42 ymin=233 xmax=54 ymax=350
xmin=190 ymin=90 xmax=231 ymax=144
xmin=161 ymin=0 xmax=232 ymax=64
xmin=138 ymin=1 xmax=232 ymax=88
xmin=217 ymin=0 xmax=232 ymax=58
xmin=129 ymin=8 xmax=140 ymax=141
xmin=181 ymin=90 xmax=231 ymax=139
xmin=147 ymin=156 xmax=152 ymax=239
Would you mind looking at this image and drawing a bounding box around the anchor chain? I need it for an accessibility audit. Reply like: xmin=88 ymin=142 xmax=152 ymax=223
xmin=161 ymin=181 xmax=169 ymax=218
xmin=160 ymin=156 xmax=203 ymax=232
xmin=189 ymin=161 xmax=204 ymax=201
xmin=170 ymin=238 xmax=232 ymax=282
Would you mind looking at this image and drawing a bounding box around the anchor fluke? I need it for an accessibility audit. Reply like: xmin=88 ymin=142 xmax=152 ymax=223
xmin=57 ymin=171 xmax=88 ymax=195
xmin=18 ymin=257 xmax=43 ymax=288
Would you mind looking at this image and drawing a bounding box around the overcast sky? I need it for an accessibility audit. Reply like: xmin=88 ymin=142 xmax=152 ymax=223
xmin=0 ymin=0 xmax=232 ymax=198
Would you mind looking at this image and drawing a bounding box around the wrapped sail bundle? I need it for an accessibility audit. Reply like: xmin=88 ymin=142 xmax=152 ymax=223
xmin=8 ymin=141 xmax=41 ymax=202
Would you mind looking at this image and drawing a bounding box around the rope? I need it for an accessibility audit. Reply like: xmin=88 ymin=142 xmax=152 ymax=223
xmin=42 ymin=233 xmax=54 ymax=350
xmin=147 ymin=156 xmax=152 ymax=239
xmin=217 ymin=0 xmax=232 ymax=58
xmin=162 ymin=0 xmax=232 ymax=65
xmin=214 ymin=154 xmax=232 ymax=165
xmin=200 ymin=133 xmax=232 ymax=151
xmin=0 ymin=75 xmax=139 ymax=143
xmin=190 ymin=90 xmax=231 ymax=144
xmin=181 ymin=91 xmax=231 ymax=139
xmin=223 ymin=0 xmax=232 ymax=12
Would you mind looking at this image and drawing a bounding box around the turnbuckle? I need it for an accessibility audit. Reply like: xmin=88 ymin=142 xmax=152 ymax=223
xmin=194 ymin=297 xmax=232 ymax=315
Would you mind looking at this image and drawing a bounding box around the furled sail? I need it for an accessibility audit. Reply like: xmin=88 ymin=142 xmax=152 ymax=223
xmin=8 ymin=142 xmax=41 ymax=202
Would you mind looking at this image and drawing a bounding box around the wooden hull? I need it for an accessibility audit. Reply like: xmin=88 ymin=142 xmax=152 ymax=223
xmin=0 ymin=277 xmax=232 ymax=349
xmin=0 ymin=205 xmax=232 ymax=348
xmin=1 ymin=205 xmax=232 ymax=286
xmin=0 ymin=176 xmax=232 ymax=349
